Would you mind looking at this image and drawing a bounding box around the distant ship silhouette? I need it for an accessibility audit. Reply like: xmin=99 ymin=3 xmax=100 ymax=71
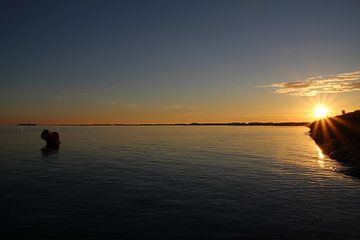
xmin=18 ymin=117 xmax=37 ymax=126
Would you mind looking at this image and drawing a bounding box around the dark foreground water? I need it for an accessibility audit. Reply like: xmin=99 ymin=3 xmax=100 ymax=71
xmin=1 ymin=126 xmax=360 ymax=239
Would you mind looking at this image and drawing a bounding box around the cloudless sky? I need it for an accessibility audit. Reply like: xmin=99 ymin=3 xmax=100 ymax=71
xmin=1 ymin=0 xmax=360 ymax=124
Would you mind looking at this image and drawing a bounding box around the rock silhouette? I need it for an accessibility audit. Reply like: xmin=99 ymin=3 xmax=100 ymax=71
xmin=308 ymin=110 xmax=360 ymax=165
xmin=41 ymin=129 xmax=61 ymax=150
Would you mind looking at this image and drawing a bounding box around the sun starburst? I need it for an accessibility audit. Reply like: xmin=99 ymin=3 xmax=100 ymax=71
xmin=314 ymin=105 xmax=329 ymax=119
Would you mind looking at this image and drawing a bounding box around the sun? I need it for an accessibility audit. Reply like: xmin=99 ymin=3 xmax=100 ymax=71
xmin=314 ymin=105 xmax=329 ymax=119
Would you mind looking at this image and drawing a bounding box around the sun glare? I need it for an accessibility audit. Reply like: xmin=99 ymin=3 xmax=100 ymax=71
xmin=314 ymin=105 xmax=329 ymax=119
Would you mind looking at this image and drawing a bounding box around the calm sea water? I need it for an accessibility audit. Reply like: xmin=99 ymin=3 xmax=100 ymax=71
xmin=1 ymin=126 xmax=359 ymax=239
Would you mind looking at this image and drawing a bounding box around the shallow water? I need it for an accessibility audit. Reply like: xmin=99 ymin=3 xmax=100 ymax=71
xmin=1 ymin=126 xmax=359 ymax=239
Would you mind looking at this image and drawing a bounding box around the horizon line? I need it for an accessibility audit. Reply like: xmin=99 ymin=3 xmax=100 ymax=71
xmin=10 ymin=121 xmax=310 ymax=127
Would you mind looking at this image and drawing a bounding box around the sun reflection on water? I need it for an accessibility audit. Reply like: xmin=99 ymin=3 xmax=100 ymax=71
xmin=315 ymin=146 xmax=337 ymax=172
xmin=316 ymin=146 xmax=326 ymax=168
xmin=316 ymin=146 xmax=325 ymax=159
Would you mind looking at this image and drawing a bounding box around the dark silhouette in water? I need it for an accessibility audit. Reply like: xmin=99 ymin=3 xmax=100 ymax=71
xmin=308 ymin=110 xmax=360 ymax=166
xmin=41 ymin=129 xmax=60 ymax=151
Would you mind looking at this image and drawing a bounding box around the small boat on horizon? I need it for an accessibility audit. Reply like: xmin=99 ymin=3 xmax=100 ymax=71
xmin=18 ymin=123 xmax=37 ymax=126
xmin=18 ymin=117 xmax=37 ymax=126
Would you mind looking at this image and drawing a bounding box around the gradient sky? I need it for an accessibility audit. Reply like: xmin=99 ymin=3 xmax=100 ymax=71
xmin=1 ymin=0 xmax=360 ymax=124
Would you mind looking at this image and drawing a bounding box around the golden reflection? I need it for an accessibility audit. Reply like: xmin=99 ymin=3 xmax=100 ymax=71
xmin=316 ymin=146 xmax=325 ymax=159
xmin=315 ymin=147 xmax=338 ymax=172
xmin=315 ymin=146 xmax=326 ymax=168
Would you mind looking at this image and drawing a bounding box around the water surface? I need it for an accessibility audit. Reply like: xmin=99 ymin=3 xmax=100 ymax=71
xmin=1 ymin=126 xmax=359 ymax=239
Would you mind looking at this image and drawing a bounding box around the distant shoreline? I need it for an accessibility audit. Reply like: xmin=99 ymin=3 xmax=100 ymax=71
xmin=10 ymin=122 xmax=309 ymax=127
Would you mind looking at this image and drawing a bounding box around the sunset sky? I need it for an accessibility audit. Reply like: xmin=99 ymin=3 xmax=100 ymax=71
xmin=1 ymin=0 xmax=360 ymax=124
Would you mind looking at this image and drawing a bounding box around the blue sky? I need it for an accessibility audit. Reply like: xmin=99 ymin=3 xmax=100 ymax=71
xmin=1 ymin=0 xmax=360 ymax=123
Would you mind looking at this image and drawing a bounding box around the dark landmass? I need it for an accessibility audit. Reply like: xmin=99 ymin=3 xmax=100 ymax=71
xmin=308 ymin=110 xmax=360 ymax=166
xmin=48 ymin=122 xmax=308 ymax=127
xmin=18 ymin=123 xmax=37 ymax=126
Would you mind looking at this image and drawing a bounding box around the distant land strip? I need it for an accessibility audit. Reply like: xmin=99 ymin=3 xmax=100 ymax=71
xmin=15 ymin=122 xmax=309 ymax=126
